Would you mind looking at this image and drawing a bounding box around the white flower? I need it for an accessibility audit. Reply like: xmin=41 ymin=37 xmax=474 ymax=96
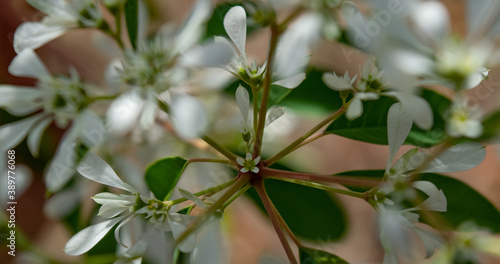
xmin=106 ymin=0 xmax=231 ymax=138
xmin=0 ymin=49 xmax=103 ymax=191
xmin=14 ymin=0 xmax=105 ymax=53
xmin=236 ymin=153 xmax=261 ymax=173
xmin=345 ymin=0 xmax=496 ymax=91
xmin=445 ymin=101 xmax=483 ymax=138
xmin=432 ymin=222 xmax=500 ymax=264
xmin=220 ymin=6 xmax=308 ymax=89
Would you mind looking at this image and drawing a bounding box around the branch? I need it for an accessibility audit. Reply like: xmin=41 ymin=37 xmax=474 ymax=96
xmin=260 ymin=167 xmax=380 ymax=188
xmin=254 ymin=180 xmax=298 ymax=264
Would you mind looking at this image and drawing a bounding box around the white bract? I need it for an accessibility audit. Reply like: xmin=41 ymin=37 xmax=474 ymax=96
xmin=14 ymin=0 xmax=105 ymax=53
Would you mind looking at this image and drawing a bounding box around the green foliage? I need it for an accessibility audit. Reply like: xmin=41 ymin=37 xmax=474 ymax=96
xmin=477 ymin=110 xmax=500 ymax=142
xmin=145 ymin=157 xmax=188 ymax=201
xmin=247 ymin=178 xmax=347 ymax=241
xmin=299 ymin=247 xmax=349 ymax=264
xmin=337 ymin=170 xmax=500 ymax=232
xmin=124 ymin=0 xmax=139 ymax=49
xmin=325 ymin=89 xmax=450 ymax=147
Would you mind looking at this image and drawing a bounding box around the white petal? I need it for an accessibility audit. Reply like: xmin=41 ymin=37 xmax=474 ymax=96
xmin=273 ymin=73 xmax=306 ymax=89
xmin=251 ymin=167 xmax=259 ymax=173
xmin=65 ymin=217 xmax=125 ymax=255
xmin=0 ymin=85 xmax=44 ymax=115
xmin=236 ymin=85 xmax=250 ymax=123
xmin=27 ymin=116 xmax=52 ymax=157
xmin=253 ymin=156 xmax=260 ymax=164
xmin=191 ymin=220 xmax=224 ymax=264
xmin=115 ymin=215 xmax=134 ymax=247
xmin=322 ymin=72 xmax=352 ymax=90
xmin=171 ymin=95 xmax=208 ymax=140
xmin=26 ymin=0 xmax=72 ymax=17
xmin=240 ymin=168 xmax=249 ymax=173
xmin=106 ymin=91 xmax=144 ymax=136
xmin=423 ymin=142 xmax=486 ymax=173
xmin=245 ymin=152 xmax=252 ymax=160
xmin=0 ymin=114 xmax=44 ymax=151
xmin=346 ymin=97 xmax=363 ymax=120
xmin=139 ymin=92 xmax=157 ymax=130
xmin=99 ymin=203 xmax=129 ymax=218
xmin=357 ymin=92 xmax=379 ymax=100
xmin=77 ymin=153 xmax=137 ymax=193
xmin=413 ymin=181 xmax=447 ymax=212
xmin=168 ymin=213 xmax=198 ymax=253
xmin=223 ymin=6 xmax=247 ymax=56
xmin=274 ymin=13 xmax=321 ymax=79
xmin=410 ymin=1 xmax=450 ymax=44
xmin=413 ymin=228 xmax=443 ymax=258
xmin=386 ymin=91 xmax=433 ymax=130
xmin=179 ymin=188 xmax=208 ymax=209
xmin=174 ymin=0 xmax=211 ymax=53
xmin=14 ymin=22 xmax=68 ymax=53
xmin=180 ymin=41 xmax=233 ymax=67
xmin=265 ymin=107 xmax=285 ymax=127
xmin=8 ymin=49 xmax=50 ymax=78
xmin=92 ymin=192 xmax=134 ymax=205
xmin=389 ymin=50 xmax=434 ymax=76
xmin=236 ymin=157 xmax=245 ymax=166
xmin=44 ymin=124 xmax=80 ymax=192
xmin=387 ymin=102 xmax=413 ymax=171
xmin=44 ymin=186 xmax=82 ymax=219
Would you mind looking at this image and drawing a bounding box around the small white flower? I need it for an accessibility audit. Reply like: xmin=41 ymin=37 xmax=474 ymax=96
xmin=106 ymin=0 xmax=232 ymax=138
xmin=220 ymin=6 xmax=307 ymax=89
xmin=445 ymin=101 xmax=483 ymax=138
xmin=236 ymin=153 xmax=261 ymax=173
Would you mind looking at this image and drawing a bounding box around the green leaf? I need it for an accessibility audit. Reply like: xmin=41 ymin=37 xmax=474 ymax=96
xmin=247 ymin=164 xmax=347 ymax=241
xmin=419 ymin=173 xmax=500 ymax=232
xmin=325 ymin=89 xmax=450 ymax=147
xmin=280 ymin=69 xmax=343 ymax=116
xmin=299 ymin=247 xmax=349 ymax=264
xmin=124 ymin=0 xmax=139 ymax=49
xmin=145 ymin=157 xmax=188 ymax=201
xmin=478 ymin=110 xmax=500 ymax=141
xmin=337 ymin=170 xmax=500 ymax=232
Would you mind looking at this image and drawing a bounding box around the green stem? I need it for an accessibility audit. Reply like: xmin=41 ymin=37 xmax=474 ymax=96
xmin=288 ymin=132 xmax=326 ymax=155
xmin=222 ymin=184 xmax=251 ymax=209
xmin=260 ymin=167 xmax=380 ymax=188
xmin=201 ymin=135 xmax=238 ymax=162
xmin=175 ymin=175 xmax=249 ymax=244
xmin=166 ymin=178 xmax=238 ymax=206
xmin=274 ymin=177 xmax=366 ymax=199
xmin=254 ymin=180 xmax=298 ymax=264
xmin=265 ymin=106 xmax=346 ymax=166
xmin=253 ymin=23 xmax=281 ymax=157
